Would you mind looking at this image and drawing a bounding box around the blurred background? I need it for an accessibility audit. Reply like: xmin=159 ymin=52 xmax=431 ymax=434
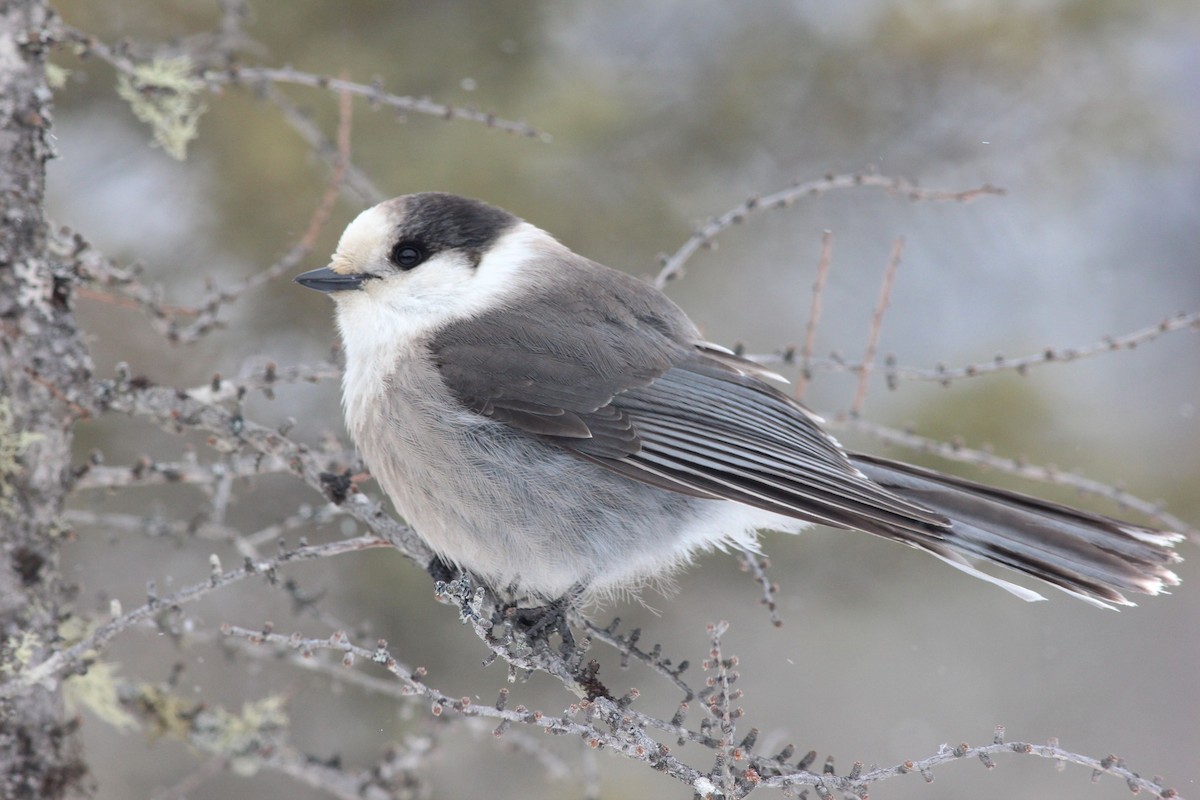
xmin=48 ymin=1 xmax=1198 ymax=798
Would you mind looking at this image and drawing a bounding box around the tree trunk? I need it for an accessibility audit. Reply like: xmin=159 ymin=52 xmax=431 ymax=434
xmin=0 ymin=1 xmax=92 ymax=796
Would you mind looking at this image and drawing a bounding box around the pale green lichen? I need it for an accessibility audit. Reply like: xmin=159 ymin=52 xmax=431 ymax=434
xmin=134 ymin=684 xmax=200 ymax=741
xmin=208 ymin=695 xmax=290 ymax=776
xmin=0 ymin=397 xmax=44 ymax=515
xmin=115 ymin=56 xmax=207 ymax=160
xmin=45 ymin=62 xmax=70 ymax=90
xmin=0 ymin=630 xmax=42 ymax=678
xmin=134 ymin=685 xmax=288 ymax=773
xmin=64 ymin=661 xmax=140 ymax=732
xmin=57 ymin=614 xmax=93 ymax=650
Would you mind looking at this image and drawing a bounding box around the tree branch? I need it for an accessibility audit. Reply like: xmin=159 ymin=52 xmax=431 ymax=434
xmin=653 ymin=173 xmax=1003 ymax=289
xmin=0 ymin=3 xmax=91 ymax=796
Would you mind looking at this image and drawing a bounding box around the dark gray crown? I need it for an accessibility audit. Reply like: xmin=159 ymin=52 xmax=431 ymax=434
xmin=393 ymin=193 xmax=518 ymax=260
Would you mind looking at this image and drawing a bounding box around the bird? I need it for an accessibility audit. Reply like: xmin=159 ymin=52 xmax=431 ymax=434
xmin=295 ymin=192 xmax=1182 ymax=610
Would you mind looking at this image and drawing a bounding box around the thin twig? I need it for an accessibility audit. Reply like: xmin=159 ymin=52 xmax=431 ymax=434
xmin=126 ymin=666 xmax=427 ymax=800
xmin=51 ymin=24 xmax=550 ymax=141
xmin=214 ymin=66 xmax=550 ymax=141
xmin=262 ymin=82 xmax=384 ymax=205
xmin=890 ymin=310 xmax=1200 ymax=384
xmin=102 ymin=380 xmax=425 ymax=548
xmin=63 ymin=503 xmax=345 ymax=560
xmin=851 ymin=236 xmax=903 ymax=416
xmin=60 ymin=83 xmax=357 ymax=343
xmin=742 ymin=311 xmax=1200 ymax=387
xmin=653 ymin=173 xmax=1002 ymax=289
xmin=184 ymin=360 xmax=343 ymax=403
xmin=756 ymin=734 xmax=1180 ymax=798
xmin=703 ymin=620 xmax=739 ymax=796
xmin=71 ymin=454 xmax=316 ymax=491
xmin=795 ymin=229 xmax=833 ymax=401
xmin=258 ymin=743 xmax=423 ymax=800
xmin=222 ymin=626 xmax=713 ymax=789
xmin=581 ymin=617 xmax=699 ymax=702
xmin=740 ymin=553 xmax=782 ymax=628
xmin=0 ymin=535 xmax=390 ymax=699
xmin=171 ymin=92 xmax=351 ymax=342
xmin=223 ymin=629 xmax=574 ymax=782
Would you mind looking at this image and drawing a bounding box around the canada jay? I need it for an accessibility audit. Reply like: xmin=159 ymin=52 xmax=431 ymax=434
xmin=295 ymin=192 xmax=1181 ymax=609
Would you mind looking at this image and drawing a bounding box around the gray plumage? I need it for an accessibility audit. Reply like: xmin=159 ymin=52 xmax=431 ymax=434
xmin=296 ymin=193 xmax=1183 ymax=608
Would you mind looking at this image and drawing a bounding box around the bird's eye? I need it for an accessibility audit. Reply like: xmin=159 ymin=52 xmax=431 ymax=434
xmin=389 ymin=241 xmax=427 ymax=270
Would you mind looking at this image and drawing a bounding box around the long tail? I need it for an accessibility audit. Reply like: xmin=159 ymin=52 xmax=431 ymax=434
xmin=848 ymin=454 xmax=1183 ymax=609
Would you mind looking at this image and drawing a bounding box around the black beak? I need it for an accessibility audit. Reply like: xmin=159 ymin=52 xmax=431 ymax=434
xmin=294 ymin=266 xmax=367 ymax=293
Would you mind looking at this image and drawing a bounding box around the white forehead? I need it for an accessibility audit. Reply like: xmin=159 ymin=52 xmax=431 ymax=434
xmin=330 ymin=204 xmax=395 ymax=275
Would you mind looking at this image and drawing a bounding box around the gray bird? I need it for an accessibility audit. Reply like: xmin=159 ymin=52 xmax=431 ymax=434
xmin=295 ymin=192 xmax=1181 ymax=609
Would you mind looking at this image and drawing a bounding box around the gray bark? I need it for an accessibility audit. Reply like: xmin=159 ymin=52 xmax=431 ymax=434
xmin=0 ymin=1 xmax=92 ymax=796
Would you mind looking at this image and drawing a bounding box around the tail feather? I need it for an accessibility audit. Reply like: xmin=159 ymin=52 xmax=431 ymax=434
xmin=849 ymin=454 xmax=1183 ymax=609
